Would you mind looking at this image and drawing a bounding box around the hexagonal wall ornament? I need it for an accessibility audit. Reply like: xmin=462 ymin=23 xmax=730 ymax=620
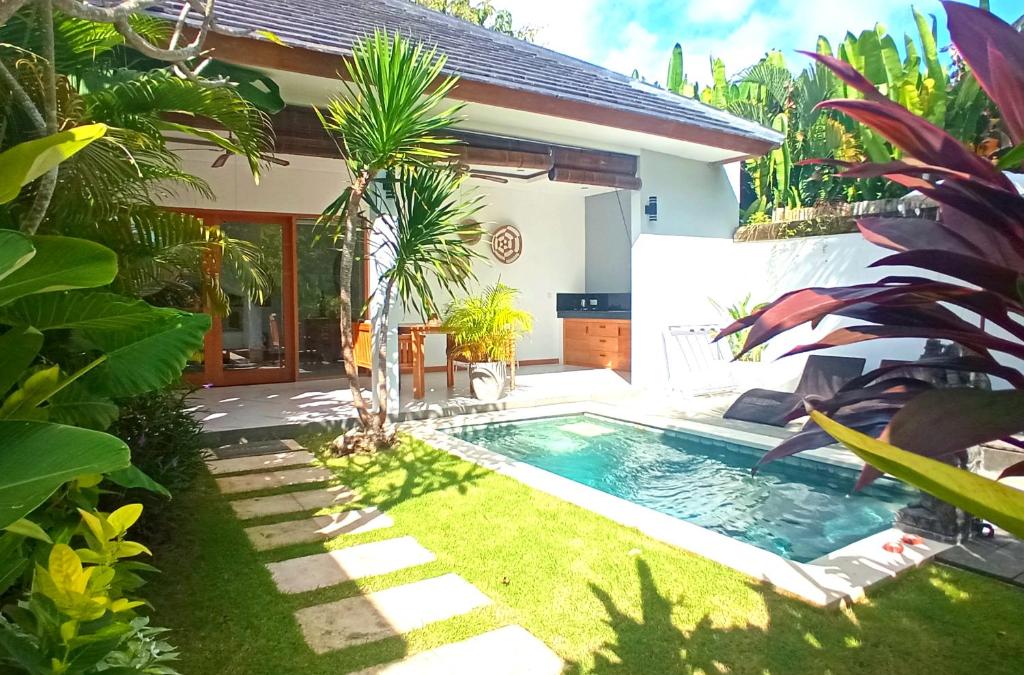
xmin=490 ymin=224 xmax=522 ymax=264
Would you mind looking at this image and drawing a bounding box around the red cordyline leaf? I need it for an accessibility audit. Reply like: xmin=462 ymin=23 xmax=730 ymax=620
xmin=882 ymin=388 xmax=1024 ymax=470
xmin=839 ymin=159 xmax=978 ymax=184
xmin=799 ymin=51 xmax=889 ymax=104
xmin=840 ymin=356 xmax=1024 ymax=391
xmin=785 ymin=325 xmax=1024 ymax=360
xmin=821 ymin=99 xmax=1014 ymax=192
xmin=999 ymin=460 xmax=1024 ymax=480
xmin=858 ymin=218 xmax=1024 ymax=269
xmin=945 ymin=0 xmax=1024 ymax=144
xmin=728 ymin=278 xmax=1024 ymax=357
xmin=869 ymin=249 xmax=1022 ymax=300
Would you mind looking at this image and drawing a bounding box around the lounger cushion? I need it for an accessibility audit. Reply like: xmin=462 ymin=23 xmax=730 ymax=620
xmin=722 ymin=389 xmax=804 ymax=427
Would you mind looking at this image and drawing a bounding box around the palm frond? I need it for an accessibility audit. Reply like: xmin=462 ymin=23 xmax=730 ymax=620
xmin=374 ymin=166 xmax=484 ymax=319
xmin=82 ymin=69 xmax=271 ymax=179
xmin=443 ymin=283 xmax=532 ymax=362
xmin=320 ymin=30 xmax=463 ymax=171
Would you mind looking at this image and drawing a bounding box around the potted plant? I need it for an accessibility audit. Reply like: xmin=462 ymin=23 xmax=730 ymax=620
xmin=443 ymin=283 xmax=533 ymax=401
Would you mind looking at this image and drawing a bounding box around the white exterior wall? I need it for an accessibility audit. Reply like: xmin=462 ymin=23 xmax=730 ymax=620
xmin=163 ymin=151 xmax=586 ymax=374
xmin=391 ymin=181 xmax=587 ymax=368
xmin=584 ymin=191 xmax=632 ymax=292
xmin=631 ymin=232 xmax=955 ymax=392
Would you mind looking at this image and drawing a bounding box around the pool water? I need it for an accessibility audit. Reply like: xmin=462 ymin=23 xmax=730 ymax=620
xmin=452 ymin=415 xmax=911 ymax=562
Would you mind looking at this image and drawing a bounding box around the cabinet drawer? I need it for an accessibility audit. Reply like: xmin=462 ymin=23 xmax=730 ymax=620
xmin=565 ymin=336 xmax=619 ymax=354
xmin=564 ymin=321 xmax=589 ymax=340
xmin=588 ymin=322 xmax=622 ymax=338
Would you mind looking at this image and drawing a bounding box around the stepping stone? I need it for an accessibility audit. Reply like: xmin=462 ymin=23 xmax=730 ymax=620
xmin=295 ymin=573 xmax=491 ymax=654
xmin=351 ymin=625 xmax=563 ymax=675
xmin=215 ymin=466 xmax=334 ymax=495
xmin=244 ymin=508 xmax=393 ymax=551
xmin=230 ymin=486 xmax=357 ymax=520
xmin=267 ymin=536 xmax=436 ymax=593
xmin=206 ymin=450 xmax=316 ymax=476
xmin=210 ymin=438 xmax=305 ymax=460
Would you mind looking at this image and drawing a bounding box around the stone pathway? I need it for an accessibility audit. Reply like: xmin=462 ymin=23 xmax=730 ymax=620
xmin=207 ymin=438 xmax=562 ymax=672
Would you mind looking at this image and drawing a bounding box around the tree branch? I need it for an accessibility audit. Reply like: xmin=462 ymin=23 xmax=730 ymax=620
xmin=0 ymin=0 xmax=30 ymax=28
xmin=21 ymin=0 xmax=58 ymax=235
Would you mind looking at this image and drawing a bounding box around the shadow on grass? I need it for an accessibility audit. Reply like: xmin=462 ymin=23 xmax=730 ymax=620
xmin=568 ymin=557 xmax=1024 ymax=675
xmin=314 ymin=434 xmax=492 ymax=513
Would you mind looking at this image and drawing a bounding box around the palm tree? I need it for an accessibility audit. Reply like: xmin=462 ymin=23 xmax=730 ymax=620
xmin=318 ymin=31 xmax=462 ymax=449
xmin=362 ymin=166 xmax=483 ymax=433
xmin=0 ymin=7 xmax=274 ymax=311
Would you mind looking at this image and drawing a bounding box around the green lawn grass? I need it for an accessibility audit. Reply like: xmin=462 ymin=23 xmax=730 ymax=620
xmin=148 ymin=434 xmax=1024 ymax=674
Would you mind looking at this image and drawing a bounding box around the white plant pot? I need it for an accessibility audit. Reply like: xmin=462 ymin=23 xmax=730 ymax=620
xmin=470 ymin=361 xmax=507 ymax=401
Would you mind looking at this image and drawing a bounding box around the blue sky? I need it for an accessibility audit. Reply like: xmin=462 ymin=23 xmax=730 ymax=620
xmin=490 ymin=0 xmax=1022 ymax=85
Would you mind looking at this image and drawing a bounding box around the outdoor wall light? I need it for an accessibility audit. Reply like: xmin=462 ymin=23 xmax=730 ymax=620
xmin=644 ymin=196 xmax=658 ymax=222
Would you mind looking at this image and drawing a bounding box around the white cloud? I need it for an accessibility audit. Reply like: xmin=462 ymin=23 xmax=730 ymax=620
xmin=602 ymin=22 xmax=665 ymax=82
xmin=686 ymin=0 xmax=755 ymax=24
xmin=489 ymin=0 xmax=601 ymax=61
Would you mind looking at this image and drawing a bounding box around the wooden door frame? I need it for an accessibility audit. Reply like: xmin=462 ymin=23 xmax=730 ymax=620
xmin=181 ymin=208 xmax=371 ymax=387
xmin=182 ymin=208 xmax=299 ymax=387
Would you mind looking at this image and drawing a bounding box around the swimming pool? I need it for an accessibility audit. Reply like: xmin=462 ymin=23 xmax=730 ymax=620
xmin=452 ymin=414 xmax=911 ymax=563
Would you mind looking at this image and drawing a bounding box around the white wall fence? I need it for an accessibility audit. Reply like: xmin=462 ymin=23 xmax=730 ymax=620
xmin=632 ymin=231 xmax=1013 ymax=394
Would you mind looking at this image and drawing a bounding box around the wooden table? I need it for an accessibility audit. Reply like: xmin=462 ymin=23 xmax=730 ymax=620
xmin=399 ymin=324 xmax=453 ymax=400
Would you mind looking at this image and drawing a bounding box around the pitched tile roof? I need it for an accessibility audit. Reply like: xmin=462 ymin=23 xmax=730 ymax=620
xmin=154 ymin=0 xmax=782 ymax=153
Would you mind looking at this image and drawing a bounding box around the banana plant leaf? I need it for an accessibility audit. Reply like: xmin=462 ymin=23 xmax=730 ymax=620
xmin=0 ymin=124 xmax=107 ymax=204
xmin=0 ymin=236 xmax=117 ymax=306
xmin=0 ymin=421 xmax=130 ymax=529
xmin=811 ymin=410 xmax=1024 ymax=538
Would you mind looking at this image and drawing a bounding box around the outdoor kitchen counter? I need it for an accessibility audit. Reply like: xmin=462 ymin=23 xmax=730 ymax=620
xmin=561 ymin=317 xmax=631 ymax=371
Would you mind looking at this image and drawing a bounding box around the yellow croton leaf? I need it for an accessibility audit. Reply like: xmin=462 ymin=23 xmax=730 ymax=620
xmin=810 ymin=411 xmax=1024 ymax=538
xmin=106 ymin=504 xmax=143 ymax=536
xmin=48 ymin=544 xmax=86 ymax=595
xmin=77 ymin=509 xmax=109 ymax=543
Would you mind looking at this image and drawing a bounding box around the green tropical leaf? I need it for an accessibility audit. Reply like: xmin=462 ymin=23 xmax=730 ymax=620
xmin=79 ymin=310 xmax=211 ymax=397
xmin=812 ymin=411 xmax=1024 ymax=539
xmin=106 ymin=465 xmax=171 ymax=498
xmin=0 ymin=124 xmax=107 ymax=204
xmin=0 ymin=326 xmax=43 ymax=397
xmin=0 ymin=420 xmax=130 ymax=529
xmin=0 ymin=231 xmax=36 ymax=282
xmin=45 ymin=383 xmax=119 ymax=430
xmin=0 ymin=236 xmax=117 ymax=307
xmin=2 ymin=519 xmax=52 ymax=543
xmin=0 ymin=290 xmax=169 ymax=332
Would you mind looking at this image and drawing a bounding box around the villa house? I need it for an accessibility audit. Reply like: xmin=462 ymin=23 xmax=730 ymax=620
xmin=159 ymin=0 xmax=782 ymax=422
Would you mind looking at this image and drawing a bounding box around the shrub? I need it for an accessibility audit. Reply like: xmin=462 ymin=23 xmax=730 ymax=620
xmin=108 ymin=387 xmax=205 ymax=497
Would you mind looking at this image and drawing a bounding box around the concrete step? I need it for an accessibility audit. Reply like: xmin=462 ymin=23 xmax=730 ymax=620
xmin=244 ymin=508 xmax=393 ymax=551
xmin=351 ymin=625 xmax=563 ymax=675
xmin=294 ymin=573 xmax=491 ymax=654
xmin=267 ymin=536 xmax=435 ymax=594
xmin=206 ymin=450 xmax=316 ymax=476
xmin=230 ymin=486 xmax=357 ymax=520
xmin=209 ymin=438 xmax=304 ymax=460
xmin=215 ymin=466 xmax=334 ymax=495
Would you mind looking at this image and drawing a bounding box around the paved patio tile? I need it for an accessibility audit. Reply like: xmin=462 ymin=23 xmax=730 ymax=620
xmin=939 ymin=540 xmax=1024 ymax=581
xmin=229 ymin=486 xmax=357 ymax=520
xmin=294 ymin=574 xmax=491 ymax=654
xmin=244 ymin=509 xmax=393 ymax=551
xmin=210 ymin=438 xmax=305 ymax=459
xmin=350 ymin=625 xmax=563 ymax=675
xmin=267 ymin=536 xmax=435 ymax=593
xmin=206 ymin=450 xmax=316 ymax=476
xmin=215 ymin=466 xmax=334 ymax=495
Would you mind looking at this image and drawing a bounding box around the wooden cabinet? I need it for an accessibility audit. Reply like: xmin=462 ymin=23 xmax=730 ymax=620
xmin=562 ymin=318 xmax=631 ymax=370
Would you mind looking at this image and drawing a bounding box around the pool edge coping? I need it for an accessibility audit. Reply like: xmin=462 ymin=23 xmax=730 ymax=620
xmin=404 ymin=402 xmax=953 ymax=609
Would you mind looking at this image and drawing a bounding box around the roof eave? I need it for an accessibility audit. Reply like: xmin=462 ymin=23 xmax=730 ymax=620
xmin=202 ymin=32 xmax=781 ymax=158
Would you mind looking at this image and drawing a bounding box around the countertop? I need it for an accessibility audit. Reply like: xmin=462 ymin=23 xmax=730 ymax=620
xmin=557 ymin=311 xmax=632 ymax=320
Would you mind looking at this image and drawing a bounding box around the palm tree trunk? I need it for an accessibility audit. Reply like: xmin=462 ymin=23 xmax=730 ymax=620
xmin=372 ymin=276 xmax=397 ymax=435
xmin=337 ymin=171 xmax=374 ymax=432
